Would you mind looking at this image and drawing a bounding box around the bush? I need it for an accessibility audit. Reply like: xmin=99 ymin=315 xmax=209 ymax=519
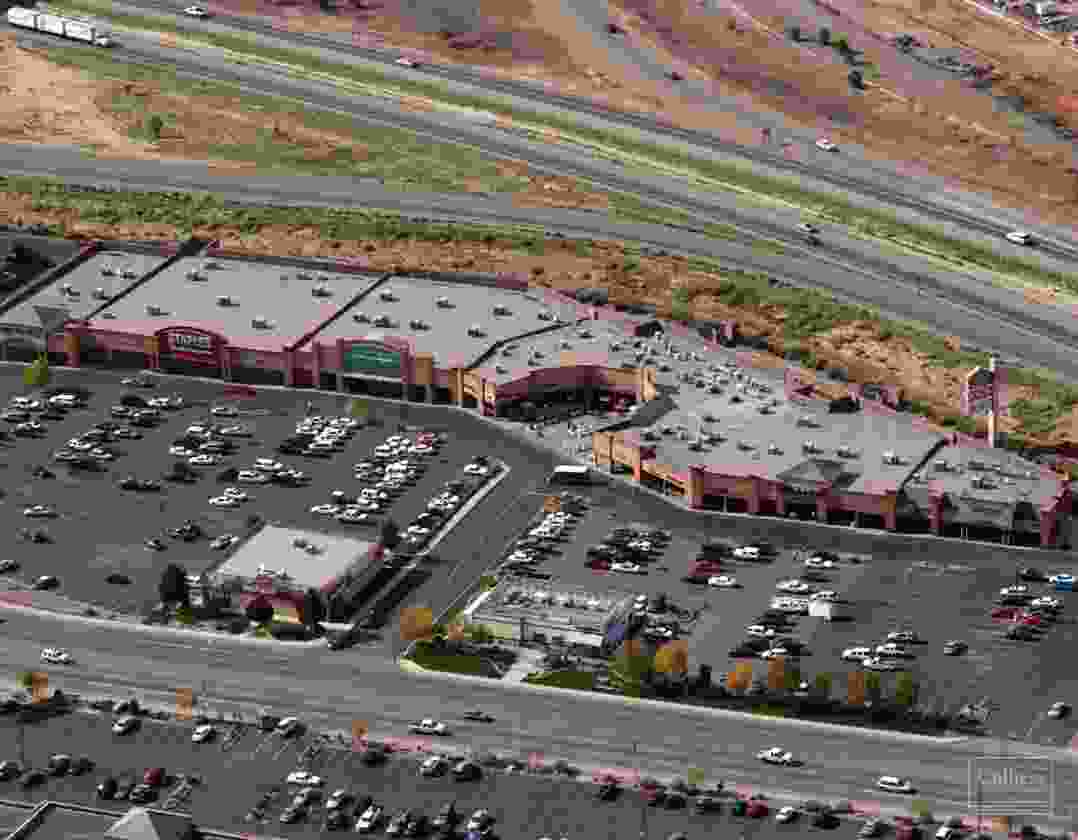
xmin=819 ymin=26 xmax=831 ymax=44
xmin=834 ymin=34 xmax=850 ymax=52
xmin=145 ymin=114 xmax=164 ymax=142
xmin=175 ymin=604 xmax=194 ymax=625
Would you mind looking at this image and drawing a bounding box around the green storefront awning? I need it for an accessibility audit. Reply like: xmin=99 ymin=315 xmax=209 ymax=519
xmin=343 ymin=344 xmax=401 ymax=375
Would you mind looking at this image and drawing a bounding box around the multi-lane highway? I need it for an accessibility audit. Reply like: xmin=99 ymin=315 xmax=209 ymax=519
xmin=6 ymin=140 xmax=1078 ymax=384
xmin=93 ymin=0 xmax=1078 ymax=251
xmin=3 ymin=607 xmax=1077 ymax=825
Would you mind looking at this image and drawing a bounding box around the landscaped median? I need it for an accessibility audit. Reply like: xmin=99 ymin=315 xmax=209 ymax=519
xmin=523 ymin=669 xmax=597 ymax=690
xmin=399 ymin=638 xmax=518 ymax=678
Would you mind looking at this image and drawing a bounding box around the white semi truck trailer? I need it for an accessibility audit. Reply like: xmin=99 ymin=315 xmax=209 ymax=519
xmin=7 ymin=6 xmax=113 ymax=46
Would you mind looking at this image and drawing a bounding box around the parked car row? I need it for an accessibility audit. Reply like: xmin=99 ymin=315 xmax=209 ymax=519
xmin=993 ymin=582 xmax=1065 ymax=642
xmin=277 ymin=414 xmax=362 ymax=459
xmin=587 ymin=524 xmax=671 ymax=575
xmin=401 ymin=458 xmax=494 ymax=551
xmin=497 ymin=495 xmax=590 ymax=579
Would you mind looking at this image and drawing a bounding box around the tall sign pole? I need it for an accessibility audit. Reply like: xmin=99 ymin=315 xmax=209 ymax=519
xmin=987 ymin=356 xmax=997 ymax=450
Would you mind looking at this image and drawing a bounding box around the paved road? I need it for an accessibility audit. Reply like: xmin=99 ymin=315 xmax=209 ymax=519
xmin=2 ymin=606 xmax=1078 ymax=827
xmin=5 ymin=141 xmax=1078 ymax=386
xmin=0 ymin=709 xmax=878 ymax=840
xmin=54 ymin=0 xmax=1078 ymax=251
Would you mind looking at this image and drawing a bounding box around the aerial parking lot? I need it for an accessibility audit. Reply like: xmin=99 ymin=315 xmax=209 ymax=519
xmin=0 ymin=706 xmax=872 ymax=840
xmin=0 ymin=366 xmax=535 ymax=616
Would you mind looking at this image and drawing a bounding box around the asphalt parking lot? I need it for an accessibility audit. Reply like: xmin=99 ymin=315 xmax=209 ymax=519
xmin=0 ymin=367 xmax=549 ymax=616
xmin=0 ymin=710 xmax=869 ymax=840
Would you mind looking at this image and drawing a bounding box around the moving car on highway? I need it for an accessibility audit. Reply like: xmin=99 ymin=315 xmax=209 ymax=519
xmin=756 ymin=747 xmax=796 ymax=765
xmin=40 ymin=648 xmax=72 ymax=665
xmin=877 ymin=775 xmax=916 ymax=793
xmin=462 ymin=709 xmax=495 ymax=722
xmin=1006 ymin=230 xmax=1034 ymax=245
xmin=409 ymin=719 xmax=450 ymax=736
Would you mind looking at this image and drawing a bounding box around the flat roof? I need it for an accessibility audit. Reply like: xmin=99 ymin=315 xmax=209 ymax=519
xmin=912 ymin=444 xmax=1064 ymax=511
xmin=93 ymin=257 xmax=383 ymax=352
xmin=637 ymin=395 xmax=944 ymax=493
xmin=16 ymin=803 xmax=119 ymax=840
xmin=468 ymin=578 xmax=633 ymax=633
xmin=476 ymin=314 xmax=650 ymax=386
xmin=1 ymin=250 xmax=168 ymax=329
xmin=316 ymin=277 xmax=565 ymax=369
xmin=212 ymin=525 xmax=378 ymax=592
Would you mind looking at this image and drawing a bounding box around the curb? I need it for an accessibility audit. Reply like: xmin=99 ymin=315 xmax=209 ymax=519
xmin=423 ymin=461 xmax=511 ymax=554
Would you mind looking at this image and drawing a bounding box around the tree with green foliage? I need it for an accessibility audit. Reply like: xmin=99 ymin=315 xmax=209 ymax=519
xmin=245 ymin=595 xmax=274 ymax=625
xmin=174 ymin=603 xmax=194 ymax=625
xmin=145 ymin=114 xmax=164 ymax=142
xmin=468 ymin=623 xmax=495 ymax=644
xmin=671 ymin=288 xmax=691 ymax=322
xmin=478 ymin=575 xmax=498 ymax=591
xmin=608 ymin=651 xmax=652 ymax=698
xmin=23 ymin=354 xmax=49 ymax=387
xmin=784 ymin=665 xmax=802 ymax=692
xmin=813 ymin=672 xmax=833 ymax=697
xmin=158 ymin=563 xmax=189 ymax=607
xmin=894 ymin=672 xmax=918 ymax=707
xmin=834 ymin=34 xmax=850 ymax=52
xmin=864 ymin=671 xmax=882 ymax=704
xmin=300 ymin=588 xmax=326 ymax=630
xmin=16 ymin=672 xmax=33 ymax=690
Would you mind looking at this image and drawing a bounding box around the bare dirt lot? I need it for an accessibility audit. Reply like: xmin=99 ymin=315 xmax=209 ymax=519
xmin=201 ymin=0 xmax=1078 ymax=223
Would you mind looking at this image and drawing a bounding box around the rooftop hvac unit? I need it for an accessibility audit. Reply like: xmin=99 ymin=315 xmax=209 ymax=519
xmin=91 ymin=288 xmax=107 ymax=300
xmin=467 ymin=325 xmax=486 ymax=338
xmin=501 ymin=348 xmax=513 ymax=357
xmin=737 ymin=440 xmax=756 ymax=451
xmin=64 ymin=287 xmax=80 ymax=298
xmin=767 ymin=443 xmax=783 ymax=454
xmin=796 ymin=416 xmax=821 ymax=428
xmin=203 ymin=260 xmax=221 ymax=270
xmin=146 ymin=304 xmax=164 ymax=316
xmin=101 ymin=312 xmax=116 ymax=319
xmin=409 ymin=319 xmax=429 ymax=331
xmin=934 ymin=460 xmax=951 ymax=471
xmin=379 ymin=291 xmax=398 ymax=302
xmin=216 ymin=295 xmax=234 ymax=306
xmin=373 ymin=315 xmax=394 ymax=328
xmin=492 ymin=305 xmax=512 ymax=316
xmin=435 ymin=297 xmax=454 ymax=309
xmin=100 ymin=265 xmax=116 ymax=277
xmin=353 ymin=312 xmax=371 ymax=323
xmin=186 ymin=270 xmax=207 ymax=281
xmin=802 ymin=441 xmax=821 ymax=454
xmin=495 ymin=364 xmax=507 ymax=374
xmin=538 ymin=311 xmax=554 ymax=321
xmin=251 ymin=316 xmax=272 ymax=329
xmin=560 ymin=341 xmax=572 ymax=350
xmin=59 ymin=283 xmax=71 ymax=294
xmin=120 ymin=268 xmax=138 ymax=279
xmin=836 ymin=445 xmax=860 ymax=458
xmin=296 ymin=272 xmax=313 ymax=282
xmin=312 ymin=285 xmax=333 ymax=297
xmin=578 ymin=329 xmax=593 ymax=339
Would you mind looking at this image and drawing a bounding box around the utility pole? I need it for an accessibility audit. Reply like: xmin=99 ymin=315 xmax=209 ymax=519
xmin=16 ymin=714 xmax=25 ymax=767
xmin=633 ymin=741 xmax=647 ymax=840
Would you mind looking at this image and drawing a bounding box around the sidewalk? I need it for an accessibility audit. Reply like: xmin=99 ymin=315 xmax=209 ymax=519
xmin=500 ymin=648 xmax=546 ymax=683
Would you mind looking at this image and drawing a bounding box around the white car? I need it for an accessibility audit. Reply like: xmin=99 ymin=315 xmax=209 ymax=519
xmin=68 ymin=439 xmax=93 ymax=452
xmin=745 ymin=624 xmax=777 ymax=638
xmin=147 ymin=397 xmax=172 ymax=409
xmin=356 ymin=805 xmax=384 ymax=832
xmin=611 ymin=562 xmax=644 ymax=574
xmin=219 ymin=425 xmax=251 ymax=437
xmin=707 ymin=575 xmax=739 ymax=588
xmin=183 ymin=4 xmax=209 ymax=15
xmin=310 ymin=504 xmax=342 ymax=516
xmin=464 ymin=464 xmax=490 ymax=475
xmin=208 ymin=495 xmax=241 ymax=508
xmin=210 ymin=404 xmax=236 ymax=416
xmin=877 ymin=775 xmax=915 ymax=794
xmin=756 ymin=747 xmax=795 ymax=765
xmin=759 ymin=647 xmax=791 ymax=660
xmin=222 ymin=487 xmax=249 ymax=501
xmin=192 ymin=724 xmax=216 ymax=743
xmin=1032 ymin=596 xmax=1063 ymax=610
xmin=326 ymin=789 xmax=351 ymax=810
xmin=409 ymin=719 xmax=450 ymax=736
xmin=113 ymin=715 xmax=139 ymax=735
xmin=1000 ymin=585 xmax=1028 ymax=596
xmin=1006 ymin=230 xmax=1033 ymax=245
xmin=885 ymin=631 xmax=921 ymax=643
xmin=188 ymin=454 xmax=218 ymax=466
xmin=406 ymin=526 xmax=433 ymax=537
xmin=810 ymin=590 xmax=838 ymax=602
xmin=875 ymin=643 xmax=910 ymax=658
xmin=777 ymin=806 xmax=799 ymax=823
xmin=23 ymin=505 xmax=57 ymax=518
xmin=776 ymin=579 xmax=811 ymax=594
xmin=169 ymin=446 xmax=195 ymax=457
xmin=733 ymin=546 xmax=761 ymax=560
xmin=863 ymin=656 xmax=901 ymax=672
xmin=395 ymin=56 xmax=418 ymax=66
xmin=804 ymin=555 xmax=837 ymax=569
xmin=0 ymin=560 xmax=19 ymax=573
xmin=210 ymin=535 xmax=238 ymax=551
xmin=236 ymin=470 xmax=270 ymax=484
xmin=186 ymin=425 xmax=209 ymax=436
xmin=40 ymin=648 xmax=72 ymax=665
xmin=286 ymin=770 xmax=323 ymax=786
xmin=815 ymin=138 xmax=837 ymax=151
xmin=338 ymin=510 xmax=371 ymax=524
xmin=420 ymin=756 xmax=449 ymax=776
xmin=842 ymin=646 xmax=873 ymax=662
xmin=90 ymin=448 xmax=115 ymax=462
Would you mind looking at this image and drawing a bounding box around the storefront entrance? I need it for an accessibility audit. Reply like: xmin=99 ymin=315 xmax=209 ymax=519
xmin=160 ymin=356 xmax=222 ymax=378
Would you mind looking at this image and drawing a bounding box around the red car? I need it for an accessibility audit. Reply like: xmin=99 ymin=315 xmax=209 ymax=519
xmin=691 ymin=562 xmax=723 ymax=575
xmin=747 ymin=801 xmax=769 ymax=818
xmin=587 ymin=558 xmax=611 ymax=571
xmin=991 ymin=607 xmax=1021 ymax=620
xmin=143 ymin=768 xmax=165 ymax=787
xmin=1018 ymin=613 xmax=1042 ymax=626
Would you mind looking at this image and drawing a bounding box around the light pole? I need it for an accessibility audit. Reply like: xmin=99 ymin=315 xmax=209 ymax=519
xmin=633 ymin=741 xmax=647 ymax=840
